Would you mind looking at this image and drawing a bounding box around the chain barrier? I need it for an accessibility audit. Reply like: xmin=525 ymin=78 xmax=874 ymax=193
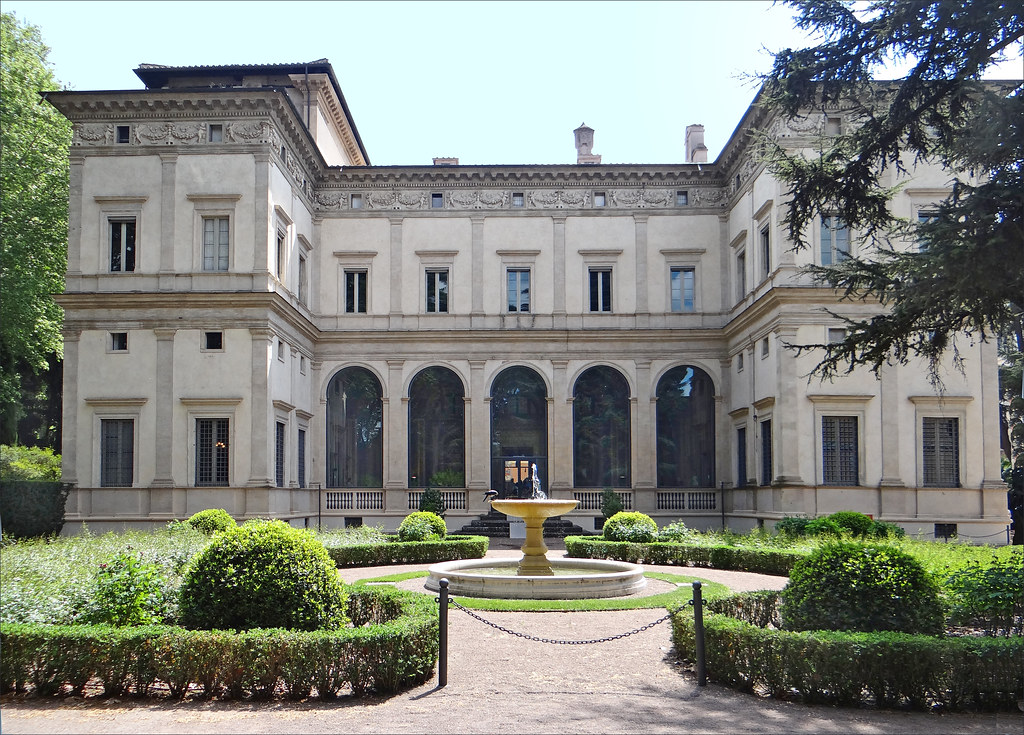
xmin=448 ymin=598 xmax=680 ymax=645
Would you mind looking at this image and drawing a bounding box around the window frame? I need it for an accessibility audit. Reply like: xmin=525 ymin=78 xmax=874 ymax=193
xmin=820 ymin=415 xmax=860 ymax=486
xmin=425 ymin=268 xmax=450 ymax=313
xmin=99 ymin=418 xmax=135 ymax=488
xmin=506 ymin=267 xmax=531 ymax=313
xmin=86 ymin=398 xmax=145 ymax=489
xmin=201 ymin=330 xmax=224 ymax=352
xmin=820 ymin=215 xmax=851 ymax=266
xmin=808 ymin=394 xmax=871 ymax=487
xmin=588 ymin=267 xmax=613 ymax=313
xmin=108 ymin=331 xmax=129 ymax=353
xmin=188 ymin=194 xmax=240 ymax=273
xmin=922 ymin=416 xmax=961 ymax=488
xmin=182 ymin=398 xmax=241 ymax=488
xmin=669 ymin=266 xmax=696 ymax=313
xmin=95 ymin=196 xmax=146 ymax=275
xmin=344 ymin=269 xmax=369 ymax=313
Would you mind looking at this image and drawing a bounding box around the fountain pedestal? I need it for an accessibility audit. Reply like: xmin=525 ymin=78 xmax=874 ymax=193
xmin=490 ymin=498 xmax=579 ymax=576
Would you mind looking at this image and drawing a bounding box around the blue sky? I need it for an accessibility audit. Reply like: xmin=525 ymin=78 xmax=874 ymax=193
xmin=6 ymin=1 xmax=1021 ymax=166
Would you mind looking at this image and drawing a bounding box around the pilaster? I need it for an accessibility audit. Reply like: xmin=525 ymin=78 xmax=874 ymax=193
xmin=150 ymin=328 xmax=176 ymax=487
xmin=385 ymin=360 xmax=407 ymax=488
xmin=633 ymin=214 xmax=649 ymax=315
xmin=61 ymin=329 xmax=81 ymax=487
xmin=633 ymin=359 xmax=655 ymax=489
xmin=549 ymin=360 xmax=571 ymax=490
xmin=552 ymin=216 xmax=566 ymax=316
xmin=389 ymin=217 xmax=404 ymax=317
xmin=468 ymin=360 xmax=489 ymax=488
xmin=158 ymin=152 xmax=177 ymax=288
xmin=253 ymin=152 xmax=271 ymax=275
xmin=774 ymin=328 xmax=805 ymax=485
xmin=470 ymin=216 xmax=485 ymax=317
xmin=248 ymin=328 xmax=274 ymax=486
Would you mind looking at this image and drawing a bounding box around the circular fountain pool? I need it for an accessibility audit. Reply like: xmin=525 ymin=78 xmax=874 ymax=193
xmin=425 ymin=557 xmax=647 ymax=599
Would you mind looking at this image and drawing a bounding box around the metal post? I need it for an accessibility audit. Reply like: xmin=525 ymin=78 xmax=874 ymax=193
xmin=692 ymin=581 xmax=706 ymax=687
xmin=438 ymin=578 xmax=449 ymax=688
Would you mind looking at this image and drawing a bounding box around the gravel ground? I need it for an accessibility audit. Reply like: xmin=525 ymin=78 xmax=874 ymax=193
xmin=2 ymin=541 xmax=1021 ymax=735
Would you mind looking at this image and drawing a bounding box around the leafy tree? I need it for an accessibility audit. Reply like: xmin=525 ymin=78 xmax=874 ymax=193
xmin=761 ymin=0 xmax=1023 ymax=382
xmin=0 ymin=12 xmax=71 ymax=444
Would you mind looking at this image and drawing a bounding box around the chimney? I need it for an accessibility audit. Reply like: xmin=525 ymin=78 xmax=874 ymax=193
xmin=574 ymin=123 xmax=602 ymax=164
xmin=432 ymin=157 xmax=459 ymax=165
xmin=685 ymin=124 xmax=708 ymax=163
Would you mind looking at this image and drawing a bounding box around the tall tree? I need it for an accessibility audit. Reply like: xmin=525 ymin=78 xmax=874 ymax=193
xmin=761 ymin=0 xmax=1023 ymax=382
xmin=0 ymin=12 xmax=71 ymax=445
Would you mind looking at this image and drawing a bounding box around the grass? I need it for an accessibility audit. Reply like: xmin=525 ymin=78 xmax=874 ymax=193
xmin=352 ymin=571 xmax=729 ymax=611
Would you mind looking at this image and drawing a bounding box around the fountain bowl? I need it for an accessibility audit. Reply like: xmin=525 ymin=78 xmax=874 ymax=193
xmin=425 ymin=557 xmax=647 ymax=599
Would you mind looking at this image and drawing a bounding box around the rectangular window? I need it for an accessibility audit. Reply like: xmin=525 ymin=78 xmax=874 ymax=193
xmin=676 ymin=190 xmax=688 ymax=206
xmin=275 ymin=421 xmax=286 ymax=488
xmin=512 ymin=192 xmax=524 ymax=208
xmin=203 ymin=331 xmax=223 ymax=351
xmin=507 ymin=269 xmax=530 ymax=312
xmin=827 ymin=327 xmax=847 ymax=344
xmin=297 ymin=428 xmax=306 ymax=488
xmin=100 ymin=419 xmax=134 ymax=487
xmin=298 ymin=254 xmax=308 ymax=305
xmin=593 ymin=192 xmax=606 ymax=207
xmin=431 ymin=193 xmax=444 ymax=208
xmin=825 ymin=116 xmax=842 ymax=136
xmin=760 ymin=419 xmax=772 ymax=486
xmin=208 ymin=124 xmax=223 ymax=142
xmin=116 ymin=125 xmax=130 ymax=143
xmin=195 ymin=417 xmax=229 ymax=486
xmin=736 ymin=426 xmax=747 ymax=487
xmin=345 ymin=270 xmax=368 ymax=313
xmin=589 ymin=268 xmax=612 ymax=312
xmin=761 ymin=336 xmax=770 ymax=358
xmin=736 ymin=251 xmax=746 ymax=301
xmin=277 ymin=339 xmax=286 ymax=361
xmin=275 ymin=231 xmax=285 ymax=280
xmin=426 ymin=269 xmax=449 ymax=313
xmin=822 ymin=416 xmax=859 ymax=485
xmin=923 ymin=417 xmax=960 ymax=487
xmin=110 ymin=332 xmax=128 ymax=351
xmin=670 ymin=267 xmax=695 ymax=312
xmin=109 ymin=219 xmax=136 ymax=272
xmin=821 ymin=216 xmax=850 ymax=265
xmin=350 ymin=193 xmax=363 ymax=209
xmin=736 ymin=352 xmax=744 ymax=372
xmin=917 ymin=210 xmax=939 ymax=251
xmin=760 ymin=226 xmax=771 ymax=278
xmin=202 ymin=217 xmax=230 ymax=271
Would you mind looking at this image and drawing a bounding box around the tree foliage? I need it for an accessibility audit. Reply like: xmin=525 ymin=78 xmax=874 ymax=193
xmin=761 ymin=0 xmax=1023 ymax=380
xmin=0 ymin=12 xmax=71 ymax=441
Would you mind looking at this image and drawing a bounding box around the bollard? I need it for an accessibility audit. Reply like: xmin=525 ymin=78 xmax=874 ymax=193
xmin=693 ymin=581 xmax=706 ymax=687
xmin=438 ymin=578 xmax=449 ymax=688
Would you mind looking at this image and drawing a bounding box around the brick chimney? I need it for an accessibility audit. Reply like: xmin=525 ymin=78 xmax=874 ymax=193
xmin=574 ymin=123 xmax=602 ymax=164
xmin=685 ymin=124 xmax=708 ymax=163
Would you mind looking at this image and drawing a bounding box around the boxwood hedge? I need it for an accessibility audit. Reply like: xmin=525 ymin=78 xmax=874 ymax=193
xmin=324 ymin=534 xmax=488 ymax=567
xmin=0 ymin=585 xmax=437 ymax=700
xmin=671 ymin=591 xmax=1023 ymax=710
xmin=565 ymin=536 xmax=802 ymax=576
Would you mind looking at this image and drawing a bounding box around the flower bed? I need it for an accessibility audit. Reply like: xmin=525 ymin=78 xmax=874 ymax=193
xmin=324 ymin=534 xmax=488 ymax=567
xmin=0 ymin=585 xmax=437 ymax=700
xmin=670 ymin=591 xmax=1024 ymax=710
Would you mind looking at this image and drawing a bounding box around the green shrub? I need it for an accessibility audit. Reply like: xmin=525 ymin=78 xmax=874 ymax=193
xmin=943 ymin=550 xmax=1024 ymax=636
xmin=804 ymin=516 xmax=843 ymax=537
xmin=178 ymin=520 xmax=348 ymax=631
xmin=781 ymin=542 xmax=943 ymax=635
xmin=185 ymin=508 xmax=236 ymax=534
xmin=397 ymin=511 xmax=447 ymax=542
xmin=0 ymin=445 xmax=61 ymax=481
xmin=417 ymin=486 xmax=445 ymax=517
xmin=827 ymin=511 xmax=874 ymax=537
xmin=658 ymin=520 xmax=693 ymax=543
xmin=0 ymin=480 xmax=70 ymax=538
xmin=869 ymin=520 xmax=905 ymax=539
xmin=600 ymin=488 xmax=624 ymax=520
xmin=602 ymin=512 xmax=659 ymax=543
xmin=83 ymin=550 xmax=168 ymax=626
xmin=326 ymin=535 xmax=487 ymax=567
xmin=774 ymin=516 xmax=810 ymax=536
xmin=565 ymin=536 xmax=802 ymax=576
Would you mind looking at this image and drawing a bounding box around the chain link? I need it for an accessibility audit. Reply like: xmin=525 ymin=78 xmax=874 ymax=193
xmin=447 ymin=599 xmax=676 ymax=645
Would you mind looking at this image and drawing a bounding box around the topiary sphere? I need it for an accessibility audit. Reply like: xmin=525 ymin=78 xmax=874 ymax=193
xmin=826 ymin=511 xmax=875 ymax=537
xmin=602 ymin=511 xmax=659 ymax=543
xmin=186 ymin=508 xmax=236 ymax=534
xmin=781 ymin=542 xmax=943 ymax=635
xmin=398 ymin=511 xmax=447 ymax=542
xmin=178 ymin=519 xmax=348 ymax=631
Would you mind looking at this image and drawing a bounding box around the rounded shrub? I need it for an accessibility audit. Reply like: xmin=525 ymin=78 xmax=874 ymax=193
xmin=186 ymin=508 xmax=235 ymax=534
xmin=658 ymin=520 xmax=692 ymax=543
xmin=398 ymin=511 xmax=447 ymax=542
xmin=178 ymin=519 xmax=348 ymax=631
xmin=602 ymin=511 xmax=658 ymax=543
xmin=774 ymin=516 xmax=811 ymax=537
xmin=826 ymin=511 xmax=874 ymax=537
xmin=868 ymin=520 xmax=905 ymax=539
xmin=781 ymin=542 xmax=943 ymax=635
xmin=805 ymin=516 xmax=843 ymax=537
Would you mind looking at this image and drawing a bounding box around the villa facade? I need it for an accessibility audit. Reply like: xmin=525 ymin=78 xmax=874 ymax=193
xmin=46 ymin=61 xmax=1009 ymax=539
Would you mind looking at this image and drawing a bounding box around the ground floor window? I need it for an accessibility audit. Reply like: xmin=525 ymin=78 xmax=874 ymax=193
xmin=100 ymin=418 xmax=134 ymax=487
xmin=573 ymin=365 xmax=630 ymax=487
xmin=196 ymin=417 xmax=230 ymax=486
xmin=408 ymin=366 xmax=465 ymax=487
xmin=923 ymin=417 xmax=960 ymax=487
xmin=821 ymin=415 xmax=858 ymax=485
xmin=656 ymin=365 xmax=715 ymax=487
xmin=327 ymin=367 xmax=383 ymax=488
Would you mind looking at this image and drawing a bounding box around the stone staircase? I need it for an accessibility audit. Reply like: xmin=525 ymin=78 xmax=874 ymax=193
xmin=456 ymin=508 xmax=593 ymax=538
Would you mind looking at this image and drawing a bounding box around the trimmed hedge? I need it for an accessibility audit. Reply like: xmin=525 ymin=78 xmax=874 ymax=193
xmin=671 ymin=591 xmax=1024 ymax=710
xmin=0 ymin=585 xmax=437 ymax=699
xmin=0 ymin=480 xmax=70 ymax=538
xmin=565 ymin=536 xmax=802 ymax=576
xmin=325 ymin=534 xmax=488 ymax=568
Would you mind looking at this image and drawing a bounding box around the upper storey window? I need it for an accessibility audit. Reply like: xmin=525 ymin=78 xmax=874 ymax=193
xmin=507 ymin=269 xmax=531 ymax=313
xmin=425 ymin=269 xmax=449 ymax=313
xmin=589 ymin=268 xmax=612 ymax=312
xmin=820 ymin=216 xmax=850 ymax=265
xmin=109 ymin=219 xmax=136 ymax=272
xmin=203 ymin=217 xmax=230 ymax=271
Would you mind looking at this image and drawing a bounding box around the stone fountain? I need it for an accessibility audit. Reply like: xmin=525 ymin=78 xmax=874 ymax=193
xmin=425 ymin=469 xmax=646 ymax=599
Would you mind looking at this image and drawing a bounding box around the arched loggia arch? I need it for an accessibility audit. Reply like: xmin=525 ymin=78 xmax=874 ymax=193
xmin=326 ymin=367 xmax=383 ymax=488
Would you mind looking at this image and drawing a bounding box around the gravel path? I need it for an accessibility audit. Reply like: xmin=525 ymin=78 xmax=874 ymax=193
xmin=2 ymin=542 xmax=1020 ymax=734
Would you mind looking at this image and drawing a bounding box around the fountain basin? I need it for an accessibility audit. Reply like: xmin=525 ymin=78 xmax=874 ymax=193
xmin=425 ymin=558 xmax=647 ymax=599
